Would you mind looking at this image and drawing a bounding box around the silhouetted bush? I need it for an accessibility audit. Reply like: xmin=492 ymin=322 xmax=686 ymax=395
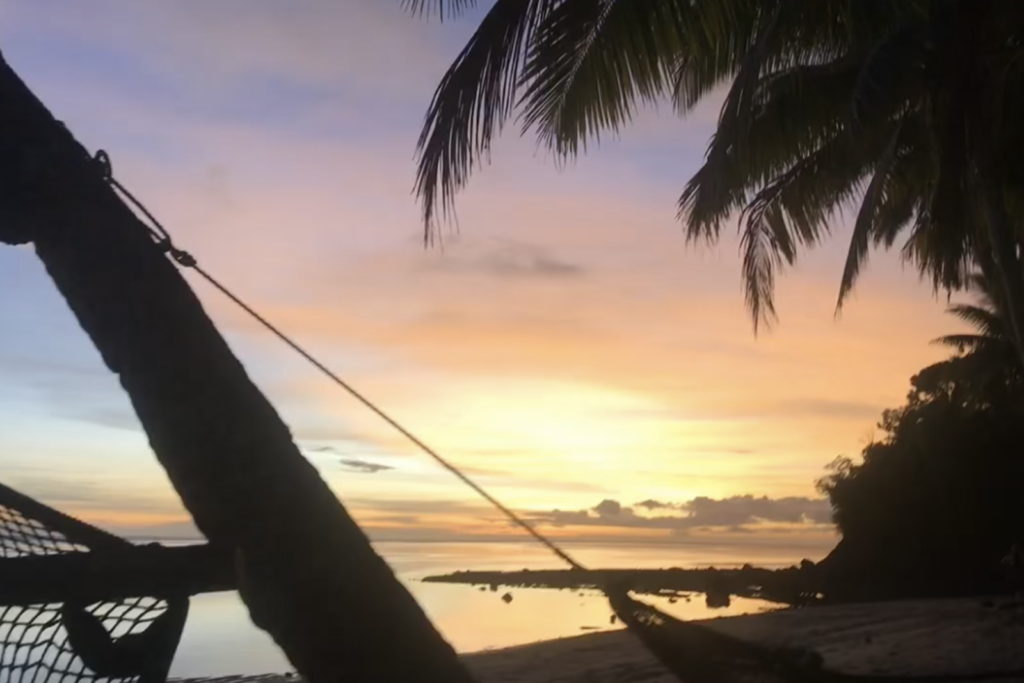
xmin=816 ymin=275 xmax=1024 ymax=601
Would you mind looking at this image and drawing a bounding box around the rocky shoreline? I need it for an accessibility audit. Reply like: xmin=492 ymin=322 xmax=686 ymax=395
xmin=420 ymin=562 xmax=822 ymax=606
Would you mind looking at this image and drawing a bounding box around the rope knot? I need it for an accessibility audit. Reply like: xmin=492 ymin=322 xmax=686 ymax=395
xmin=155 ymin=238 xmax=197 ymax=268
xmin=93 ymin=150 xmax=113 ymax=181
xmin=171 ymin=248 xmax=197 ymax=268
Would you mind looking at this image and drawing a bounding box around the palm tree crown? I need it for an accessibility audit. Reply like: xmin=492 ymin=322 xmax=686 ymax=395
xmin=407 ymin=0 xmax=1024 ymax=335
xmin=933 ymin=272 xmax=1015 ymax=356
xmin=914 ymin=269 xmax=1022 ymax=403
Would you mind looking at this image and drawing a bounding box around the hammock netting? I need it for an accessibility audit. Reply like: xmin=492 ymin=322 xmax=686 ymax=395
xmin=0 ymin=484 xmax=187 ymax=683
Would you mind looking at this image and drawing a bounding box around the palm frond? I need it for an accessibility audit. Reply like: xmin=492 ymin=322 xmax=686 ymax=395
xmin=901 ymin=74 xmax=975 ymax=293
xmin=963 ymin=271 xmax=991 ymax=295
xmin=735 ymin=122 xmax=890 ymax=330
xmin=677 ymin=132 xmax=749 ymax=241
xmin=672 ymin=0 xmax=856 ymax=113
xmin=870 ymin=115 xmax=930 ymax=249
xmin=927 ymin=262 xmax=1022 ymax=390
xmin=408 ymin=0 xmax=1017 ymax=341
xmin=414 ymin=0 xmax=557 ymax=239
xmin=679 ymin=0 xmax=907 ymax=239
xmin=900 ymin=220 xmax=978 ymax=296
xmin=990 ymin=33 xmax=1024 ymax=189
xmin=836 ymin=118 xmax=905 ymax=312
xmin=900 ymin=181 xmax=979 ymax=296
xmin=929 ymin=118 xmax=970 ymax=254
xmin=850 ymin=21 xmax=929 ymax=127
xmin=960 ymin=268 xmax=1003 ymax=314
xmin=671 ymin=47 xmax=738 ymax=116
xmin=871 ymin=191 xmax=920 ymax=250
xmin=947 ymin=303 xmax=1004 ymax=339
xmin=741 ymin=55 xmax=864 ymax=186
xmin=518 ymin=0 xmax=692 ymax=158
xmin=738 ymin=204 xmax=794 ymax=332
xmin=931 ymin=333 xmax=992 ymax=353
xmin=679 ymin=55 xmax=864 ymax=240
xmin=401 ymin=0 xmax=477 ymax=21
xmin=696 ymin=1 xmax=783 ymax=221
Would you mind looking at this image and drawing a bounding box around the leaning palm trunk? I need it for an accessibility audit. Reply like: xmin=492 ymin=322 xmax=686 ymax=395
xmin=0 ymin=50 xmax=477 ymax=683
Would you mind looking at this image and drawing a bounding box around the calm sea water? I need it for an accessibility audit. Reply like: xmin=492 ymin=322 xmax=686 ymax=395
xmin=169 ymin=539 xmax=823 ymax=678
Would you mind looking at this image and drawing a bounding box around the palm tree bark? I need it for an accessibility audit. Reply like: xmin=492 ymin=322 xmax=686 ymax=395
xmin=0 ymin=51 xmax=477 ymax=683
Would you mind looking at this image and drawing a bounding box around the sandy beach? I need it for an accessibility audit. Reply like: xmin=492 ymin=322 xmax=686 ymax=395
xmin=180 ymin=597 xmax=1024 ymax=683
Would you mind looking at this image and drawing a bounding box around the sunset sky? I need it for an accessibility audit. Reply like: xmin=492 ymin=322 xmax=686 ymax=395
xmin=0 ymin=1 xmax=968 ymax=559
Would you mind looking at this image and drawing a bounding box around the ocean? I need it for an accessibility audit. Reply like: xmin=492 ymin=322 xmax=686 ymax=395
xmin=168 ymin=538 xmax=824 ymax=678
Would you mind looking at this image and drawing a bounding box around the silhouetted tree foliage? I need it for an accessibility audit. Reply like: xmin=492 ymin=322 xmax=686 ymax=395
xmin=922 ymin=269 xmax=1024 ymax=407
xmin=409 ymin=1 xmax=1024 ymax=354
xmin=816 ymin=274 xmax=1024 ymax=601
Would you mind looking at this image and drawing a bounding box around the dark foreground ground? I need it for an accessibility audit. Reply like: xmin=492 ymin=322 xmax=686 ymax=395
xmin=177 ymin=597 xmax=1024 ymax=683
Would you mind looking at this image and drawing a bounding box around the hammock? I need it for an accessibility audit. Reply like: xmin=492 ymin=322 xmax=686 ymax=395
xmin=0 ymin=482 xmax=230 ymax=683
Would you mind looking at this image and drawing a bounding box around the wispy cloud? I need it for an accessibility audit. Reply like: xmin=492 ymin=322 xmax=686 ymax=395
xmin=339 ymin=458 xmax=396 ymax=474
xmin=419 ymin=237 xmax=586 ymax=280
xmin=531 ymin=496 xmax=833 ymax=534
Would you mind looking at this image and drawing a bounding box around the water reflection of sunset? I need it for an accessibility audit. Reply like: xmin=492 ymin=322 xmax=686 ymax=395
xmin=172 ymin=541 xmax=787 ymax=678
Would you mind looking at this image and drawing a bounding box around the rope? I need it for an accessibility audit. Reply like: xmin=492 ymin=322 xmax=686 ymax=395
xmin=92 ymin=150 xmax=586 ymax=573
